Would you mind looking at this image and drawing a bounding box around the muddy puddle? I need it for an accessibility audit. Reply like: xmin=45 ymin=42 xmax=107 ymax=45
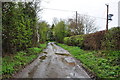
xmin=55 ymin=53 xmax=71 ymax=56
xmin=64 ymin=57 xmax=76 ymax=66
xmin=43 ymin=52 xmax=48 ymax=54
xmin=39 ymin=55 xmax=47 ymax=60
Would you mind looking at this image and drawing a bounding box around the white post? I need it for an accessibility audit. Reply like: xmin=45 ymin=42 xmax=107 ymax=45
xmin=118 ymin=1 xmax=120 ymax=27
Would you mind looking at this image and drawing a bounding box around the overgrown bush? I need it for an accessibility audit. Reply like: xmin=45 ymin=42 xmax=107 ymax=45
xmin=63 ymin=35 xmax=85 ymax=48
xmin=73 ymin=35 xmax=84 ymax=47
xmin=63 ymin=37 xmax=70 ymax=45
xmin=102 ymin=27 xmax=120 ymax=50
xmin=63 ymin=27 xmax=120 ymax=50
xmin=84 ymin=30 xmax=106 ymax=50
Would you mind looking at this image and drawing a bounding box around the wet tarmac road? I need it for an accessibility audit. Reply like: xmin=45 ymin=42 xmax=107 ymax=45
xmin=14 ymin=42 xmax=90 ymax=78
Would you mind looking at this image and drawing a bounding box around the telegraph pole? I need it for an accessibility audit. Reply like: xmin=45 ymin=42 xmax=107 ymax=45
xmin=76 ymin=11 xmax=77 ymax=28
xmin=106 ymin=4 xmax=109 ymax=31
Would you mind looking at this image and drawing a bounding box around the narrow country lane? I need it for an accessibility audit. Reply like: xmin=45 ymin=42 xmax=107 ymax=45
xmin=14 ymin=42 xmax=90 ymax=78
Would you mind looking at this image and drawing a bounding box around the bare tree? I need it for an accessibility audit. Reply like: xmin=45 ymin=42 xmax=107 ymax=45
xmin=82 ymin=15 xmax=97 ymax=34
xmin=67 ymin=14 xmax=97 ymax=35
xmin=33 ymin=0 xmax=41 ymax=43
xmin=52 ymin=17 xmax=59 ymax=25
xmin=67 ymin=15 xmax=84 ymax=35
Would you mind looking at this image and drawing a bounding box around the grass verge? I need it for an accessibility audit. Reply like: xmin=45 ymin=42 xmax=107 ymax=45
xmin=2 ymin=43 xmax=47 ymax=78
xmin=57 ymin=43 xmax=120 ymax=78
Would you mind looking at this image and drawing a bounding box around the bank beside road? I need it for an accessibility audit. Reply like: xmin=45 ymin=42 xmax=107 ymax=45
xmin=2 ymin=43 xmax=47 ymax=78
xmin=58 ymin=43 xmax=120 ymax=78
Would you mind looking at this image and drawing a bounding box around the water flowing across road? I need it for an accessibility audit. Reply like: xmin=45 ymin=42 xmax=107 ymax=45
xmin=14 ymin=42 xmax=90 ymax=78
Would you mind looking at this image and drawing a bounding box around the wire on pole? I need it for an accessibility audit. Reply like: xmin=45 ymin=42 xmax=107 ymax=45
xmin=105 ymin=4 xmax=109 ymax=31
xmin=43 ymin=7 xmax=106 ymax=20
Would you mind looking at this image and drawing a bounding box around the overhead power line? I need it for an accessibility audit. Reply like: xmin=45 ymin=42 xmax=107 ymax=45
xmin=43 ymin=7 xmax=106 ymax=20
xmin=84 ymin=15 xmax=106 ymax=20
xmin=43 ymin=8 xmax=75 ymax=12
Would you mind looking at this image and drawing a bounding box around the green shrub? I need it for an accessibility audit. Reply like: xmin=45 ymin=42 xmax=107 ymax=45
xmin=75 ymin=35 xmax=84 ymax=47
xmin=63 ymin=35 xmax=85 ymax=48
xmin=102 ymin=27 xmax=120 ymax=50
xmin=63 ymin=37 xmax=69 ymax=45
xmin=63 ymin=37 xmax=72 ymax=46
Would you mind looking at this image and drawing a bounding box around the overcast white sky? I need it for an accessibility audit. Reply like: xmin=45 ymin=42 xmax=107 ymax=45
xmin=40 ymin=0 xmax=120 ymax=31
